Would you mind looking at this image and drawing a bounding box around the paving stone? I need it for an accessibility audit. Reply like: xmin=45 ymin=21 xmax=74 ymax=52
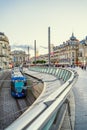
xmin=72 ymin=67 xmax=87 ymax=130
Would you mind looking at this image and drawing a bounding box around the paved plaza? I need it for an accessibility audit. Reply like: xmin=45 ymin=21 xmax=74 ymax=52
xmin=72 ymin=67 xmax=87 ymax=130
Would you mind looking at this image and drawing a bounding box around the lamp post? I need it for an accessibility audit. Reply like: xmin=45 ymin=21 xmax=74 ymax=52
xmin=48 ymin=26 xmax=51 ymax=67
xmin=34 ymin=40 xmax=36 ymax=65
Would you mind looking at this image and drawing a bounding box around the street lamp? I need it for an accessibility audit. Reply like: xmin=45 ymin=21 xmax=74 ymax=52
xmin=34 ymin=40 xmax=36 ymax=65
xmin=48 ymin=26 xmax=51 ymax=67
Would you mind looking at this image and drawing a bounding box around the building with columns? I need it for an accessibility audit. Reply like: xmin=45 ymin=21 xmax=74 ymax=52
xmin=11 ymin=50 xmax=27 ymax=67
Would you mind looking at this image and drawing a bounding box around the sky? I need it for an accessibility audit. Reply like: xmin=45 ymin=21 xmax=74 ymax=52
xmin=0 ymin=0 xmax=87 ymax=57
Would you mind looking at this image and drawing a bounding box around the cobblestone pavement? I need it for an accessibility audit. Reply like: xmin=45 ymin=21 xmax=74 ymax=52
xmin=72 ymin=67 xmax=87 ymax=130
xmin=0 ymin=71 xmax=36 ymax=130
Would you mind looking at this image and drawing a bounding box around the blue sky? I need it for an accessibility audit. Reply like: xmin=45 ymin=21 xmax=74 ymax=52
xmin=0 ymin=0 xmax=87 ymax=56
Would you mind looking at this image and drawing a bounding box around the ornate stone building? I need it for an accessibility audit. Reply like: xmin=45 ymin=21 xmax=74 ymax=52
xmin=0 ymin=32 xmax=11 ymax=69
xmin=11 ymin=50 xmax=26 ymax=67
xmin=34 ymin=33 xmax=87 ymax=67
xmin=52 ymin=33 xmax=87 ymax=66
xmin=53 ymin=33 xmax=79 ymax=66
xmin=79 ymin=36 xmax=87 ymax=66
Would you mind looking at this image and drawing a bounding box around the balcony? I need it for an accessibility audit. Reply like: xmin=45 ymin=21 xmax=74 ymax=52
xmin=0 ymin=53 xmax=7 ymax=57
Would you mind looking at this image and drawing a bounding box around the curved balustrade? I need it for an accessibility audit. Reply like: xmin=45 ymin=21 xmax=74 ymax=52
xmin=6 ymin=67 xmax=78 ymax=130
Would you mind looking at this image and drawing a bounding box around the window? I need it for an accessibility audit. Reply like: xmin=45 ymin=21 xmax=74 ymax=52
xmin=72 ymin=52 xmax=74 ymax=57
xmin=79 ymin=52 xmax=82 ymax=57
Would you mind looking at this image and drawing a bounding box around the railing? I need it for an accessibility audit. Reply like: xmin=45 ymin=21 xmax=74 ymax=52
xmin=6 ymin=67 xmax=78 ymax=130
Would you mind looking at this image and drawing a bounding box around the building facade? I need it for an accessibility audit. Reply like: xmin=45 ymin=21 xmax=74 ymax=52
xmin=32 ymin=33 xmax=87 ymax=67
xmin=0 ymin=32 xmax=11 ymax=69
xmin=78 ymin=36 xmax=87 ymax=66
xmin=53 ymin=33 xmax=79 ymax=66
xmin=11 ymin=50 xmax=26 ymax=67
xmin=0 ymin=32 xmax=86 ymax=68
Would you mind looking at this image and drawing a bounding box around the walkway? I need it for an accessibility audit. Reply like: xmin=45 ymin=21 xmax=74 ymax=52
xmin=24 ymin=67 xmax=87 ymax=130
xmin=73 ymin=67 xmax=87 ymax=130
xmin=23 ymin=68 xmax=61 ymax=106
